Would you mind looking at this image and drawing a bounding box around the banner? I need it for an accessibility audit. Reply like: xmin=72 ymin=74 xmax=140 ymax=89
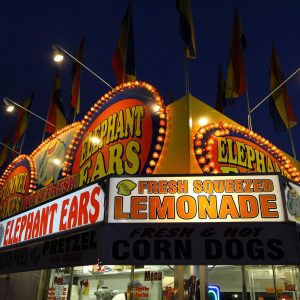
xmin=0 ymin=183 xmax=104 ymax=249
xmin=0 ymin=226 xmax=100 ymax=274
xmin=100 ymin=222 xmax=300 ymax=265
xmin=108 ymin=174 xmax=285 ymax=223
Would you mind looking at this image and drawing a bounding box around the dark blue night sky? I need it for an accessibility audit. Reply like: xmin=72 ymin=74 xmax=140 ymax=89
xmin=0 ymin=0 xmax=299 ymax=160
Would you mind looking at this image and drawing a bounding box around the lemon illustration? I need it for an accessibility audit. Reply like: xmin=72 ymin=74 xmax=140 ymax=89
xmin=116 ymin=180 xmax=137 ymax=196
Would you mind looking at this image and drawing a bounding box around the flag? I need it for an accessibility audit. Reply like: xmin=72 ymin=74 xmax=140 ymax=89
xmin=176 ymin=0 xmax=196 ymax=59
xmin=0 ymin=129 xmax=11 ymax=169
xmin=225 ymin=7 xmax=247 ymax=99
xmin=70 ymin=37 xmax=84 ymax=115
xmin=13 ymin=95 xmax=33 ymax=147
xmin=269 ymin=45 xmax=297 ymax=132
xmin=215 ymin=65 xmax=225 ymax=113
xmin=45 ymin=71 xmax=67 ymax=134
xmin=112 ymin=0 xmax=136 ymax=85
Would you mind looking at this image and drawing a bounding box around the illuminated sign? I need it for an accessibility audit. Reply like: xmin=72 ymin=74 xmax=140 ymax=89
xmin=0 ymin=124 xmax=81 ymax=221
xmin=101 ymin=222 xmax=300 ymax=264
xmin=284 ymin=180 xmax=300 ymax=224
xmin=107 ymin=174 xmax=285 ymax=223
xmin=193 ymin=122 xmax=300 ymax=183
xmin=0 ymin=155 xmax=36 ymax=219
xmin=67 ymin=82 xmax=167 ymax=187
xmin=208 ymin=285 xmax=220 ymax=300
xmin=0 ymin=183 xmax=104 ymax=249
xmin=32 ymin=122 xmax=81 ymax=190
xmin=21 ymin=174 xmax=78 ymax=212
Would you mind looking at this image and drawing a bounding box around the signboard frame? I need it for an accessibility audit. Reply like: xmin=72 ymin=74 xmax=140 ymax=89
xmin=0 ymin=181 xmax=105 ymax=250
xmin=107 ymin=173 xmax=288 ymax=223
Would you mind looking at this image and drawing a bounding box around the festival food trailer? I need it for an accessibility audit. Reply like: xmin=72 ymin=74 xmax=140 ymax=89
xmin=0 ymin=82 xmax=299 ymax=300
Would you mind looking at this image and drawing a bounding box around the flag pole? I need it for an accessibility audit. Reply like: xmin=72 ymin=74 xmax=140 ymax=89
xmin=248 ymin=66 xmax=299 ymax=159
xmin=184 ymin=53 xmax=192 ymax=173
xmin=18 ymin=108 xmax=32 ymax=154
xmin=42 ymin=72 xmax=57 ymax=141
xmin=287 ymin=127 xmax=296 ymax=159
xmin=42 ymin=96 xmax=52 ymax=142
xmin=122 ymin=2 xmax=130 ymax=85
xmin=0 ymin=141 xmax=19 ymax=155
xmin=244 ymin=75 xmax=252 ymax=130
xmin=184 ymin=55 xmax=190 ymax=95
xmin=16 ymin=96 xmax=34 ymax=154
xmin=282 ymin=92 xmax=297 ymax=159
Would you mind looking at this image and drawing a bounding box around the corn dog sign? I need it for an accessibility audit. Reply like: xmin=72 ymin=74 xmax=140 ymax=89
xmin=108 ymin=174 xmax=285 ymax=223
xmin=0 ymin=183 xmax=104 ymax=249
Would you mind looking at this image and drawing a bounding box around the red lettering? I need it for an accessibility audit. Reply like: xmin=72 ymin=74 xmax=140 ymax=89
xmin=8 ymin=219 xmax=15 ymax=244
xmin=19 ymin=215 xmax=27 ymax=242
xmin=89 ymin=186 xmax=100 ymax=223
xmin=68 ymin=196 xmax=78 ymax=229
xmin=3 ymin=221 xmax=11 ymax=246
xmin=46 ymin=184 xmax=53 ymax=199
xmin=69 ymin=176 xmax=77 ymax=190
xmin=40 ymin=207 xmax=49 ymax=236
xmin=78 ymin=191 xmax=89 ymax=226
xmin=48 ymin=203 xmax=58 ymax=234
xmin=59 ymin=199 xmax=69 ymax=231
xmin=25 ymin=212 xmax=34 ymax=240
xmin=57 ymin=180 xmax=63 ymax=194
xmin=63 ymin=178 xmax=69 ymax=192
xmin=13 ymin=217 xmax=21 ymax=244
xmin=32 ymin=210 xmax=41 ymax=238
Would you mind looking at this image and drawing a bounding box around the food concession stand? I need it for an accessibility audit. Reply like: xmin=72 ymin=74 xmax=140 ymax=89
xmin=0 ymin=82 xmax=299 ymax=300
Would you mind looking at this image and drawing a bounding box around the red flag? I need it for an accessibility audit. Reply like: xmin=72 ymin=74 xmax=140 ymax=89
xmin=269 ymin=45 xmax=297 ymax=131
xmin=45 ymin=71 xmax=67 ymax=134
xmin=13 ymin=95 xmax=33 ymax=146
xmin=70 ymin=37 xmax=84 ymax=115
xmin=225 ymin=7 xmax=247 ymax=99
xmin=176 ymin=0 xmax=196 ymax=59
xmin=112 ymin=0 xmax=136 ymax=85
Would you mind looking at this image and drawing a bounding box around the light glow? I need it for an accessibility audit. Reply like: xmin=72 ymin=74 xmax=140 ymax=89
xmin=53 ymin=53 xmax=64 ymax=62
xmin=152 ymin=104 xmax=160 ymax=113
xmin=91 ymin=136 xmax=100 ymax=145
xmin=199 ymin=117 xmax=208 ymax=126
xmin=53 ymin=158 xmax=61 ymax=166
xmin=6 ymin=104 xmax=15 ymax=112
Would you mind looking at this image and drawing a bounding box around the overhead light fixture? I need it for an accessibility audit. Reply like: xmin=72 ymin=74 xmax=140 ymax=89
xmin=3 ymin=98 xmax=15 ymax=112
xmin=53 ymin=52 xmax=64 ymax=63
xmin=3 ymin=97 xmax=56 ymax=128
xmin=52 ymin=43 xmax=113 ymax=89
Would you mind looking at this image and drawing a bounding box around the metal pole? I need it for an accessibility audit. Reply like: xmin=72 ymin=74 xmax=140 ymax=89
xmin=199 ymin=266 xmax=208 ymax=300
xmin=129 ymin=265 xmax=135 ymax=299
xmin=4 ymin=97 xmax=56 ymax=129
xmin=244 ymin=70 xmax=252 ymax=131
xmin=67 ymin=267 xmax=74 ymax=300
xmin=55 ymin=44 xmax=113 ymax=89
xmin=248 ymin=67 xmax=300 ymax=129
xmin=241 ymin=266 xmax=247 ymax=300
xmin=272 ymin=265 xmax=279 ymax=300
xmin=0 ymin=141 xmax=19 ymax=155
xmin=184 ymin=55 xmax=190 ymax=95
xmin=18 ymin=106 xmax=32 ymax=154
xmin=174 ymin=266 xmax=184 ymax=300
